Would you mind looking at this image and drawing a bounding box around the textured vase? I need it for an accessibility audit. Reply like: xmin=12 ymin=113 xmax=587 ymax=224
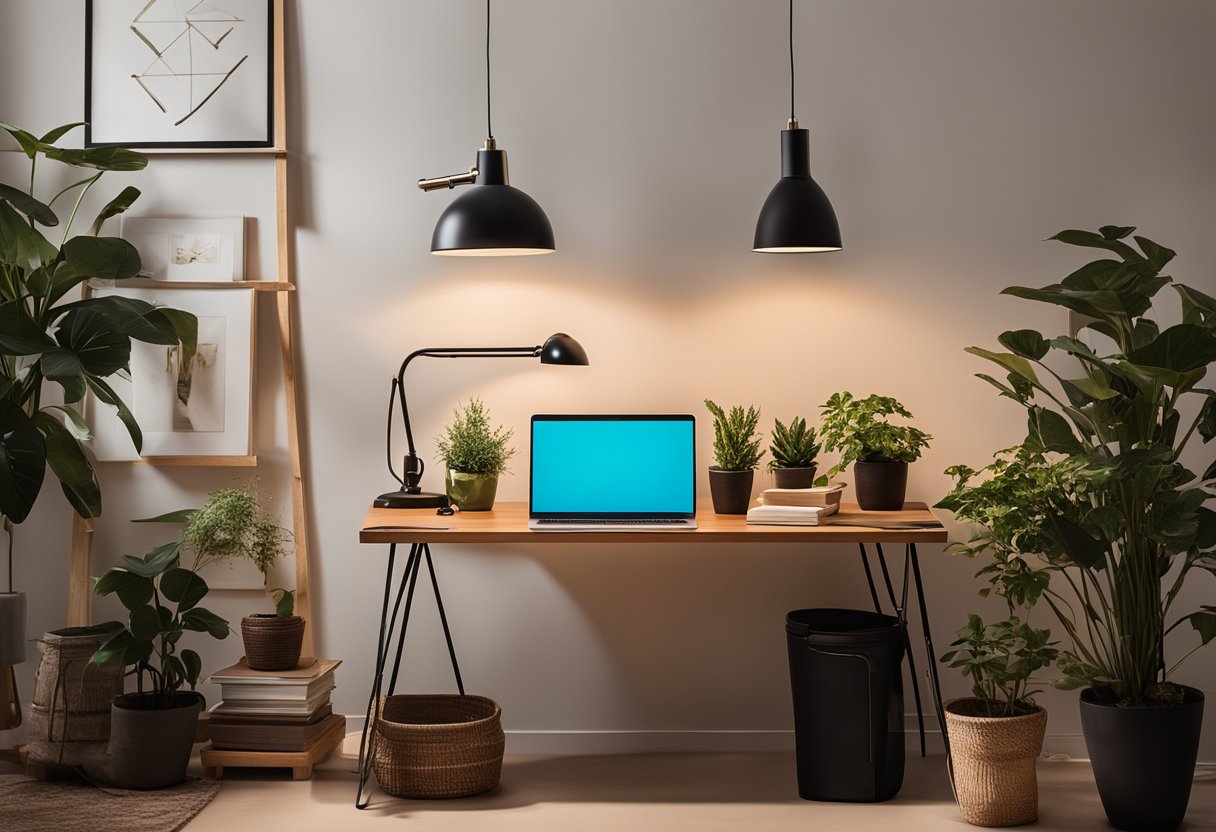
xmin=945 ymin=699 xmax=1047 ymax=827
xmin=242 ymin=614 xmax=306 ymax=671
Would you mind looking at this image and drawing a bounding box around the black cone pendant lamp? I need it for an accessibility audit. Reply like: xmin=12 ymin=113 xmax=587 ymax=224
xmin=753 ymin=0 xmax=841 ymax=253
xmin=418 ymin=0 xmax=555 ymax=256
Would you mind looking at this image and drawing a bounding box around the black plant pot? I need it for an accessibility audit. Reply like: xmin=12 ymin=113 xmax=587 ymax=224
xmin=709 ymin=468 xmax=754 ymax=515
xmin=1080 ymin=686 xmax=1204 ymax=832
xmin=101 ymin=692 xmax=203 ymax=789
xmin=853 ymin=461 xmax=908 ymax=511
xmin=772 ymin=465 xmax=817 ymax=490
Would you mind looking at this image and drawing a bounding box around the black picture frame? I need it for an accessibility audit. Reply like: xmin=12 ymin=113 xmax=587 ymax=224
xmin=84 ymin=0 xmax=275 ymax=150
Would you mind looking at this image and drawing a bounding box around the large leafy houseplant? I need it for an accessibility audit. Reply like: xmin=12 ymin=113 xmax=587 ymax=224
xmin=958 ymin=226 xmax=1216 ymax=707
xmin=0 ymin=121 xmax=197 ymax=529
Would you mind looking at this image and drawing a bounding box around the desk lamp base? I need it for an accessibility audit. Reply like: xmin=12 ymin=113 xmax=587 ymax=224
xmin=374 ymin=489 xmax=450 ymax=509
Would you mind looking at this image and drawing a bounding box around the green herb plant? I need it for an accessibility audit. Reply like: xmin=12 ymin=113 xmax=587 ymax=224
xmin=704 ymin=400 xmax=764 ymax=471
xmin=956 ymin=226 xmax=1216 ymax=706
xmin=0 ymin=122 xmax=197 ymax=581
xmin=767 ymin=416 xmax=821 ymax=470
xmin=818 ymin=392 xmax=932 ymax=479
xmin=941 ymin=615 xmax=1058 ymax=718
xmin=436 ymin=398 xmax=516 ymax=476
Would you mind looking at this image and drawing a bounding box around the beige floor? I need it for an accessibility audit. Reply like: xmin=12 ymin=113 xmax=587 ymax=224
xmin=179 ymin=746 xmax=1216 ymax=832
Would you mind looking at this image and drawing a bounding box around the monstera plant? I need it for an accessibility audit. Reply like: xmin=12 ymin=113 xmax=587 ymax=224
xmin=952 ymin=226 xmax=1215 ymax=831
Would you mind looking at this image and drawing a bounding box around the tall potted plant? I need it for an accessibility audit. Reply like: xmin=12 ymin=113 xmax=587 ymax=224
xmin=767 ymin=416 xmax=821 ymax=489
xmin=938 ymin=448 xmax=1072 ymax=826
xmin=818 ymin=392 xmax=931 ymax=510
xmin=91 ymin=532 xmax=230 ymax=789
xmin=0 ymin=121 xmax=196 ymax=705
xmin=961 ymin=226 xmax=1216 ymax=831
xmin=435 ymin=398 xmax=516 ymax=511
xmin=704 ymin=400 xmax=764 ymax=514
xmin=142 ymin=485 xmax=297 ymax=670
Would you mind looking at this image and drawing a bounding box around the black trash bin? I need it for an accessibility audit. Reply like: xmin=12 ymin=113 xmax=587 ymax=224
xmin=785 ymin=608 xmax=906 ymax=802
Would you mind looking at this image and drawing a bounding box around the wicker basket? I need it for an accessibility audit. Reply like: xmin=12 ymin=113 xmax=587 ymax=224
xmin=27 ymin=627 xmax=124 ymax=766
xmin=241 ymin=614 xmax=305 ymax=671
xmin=945 ymin=698 xmax=1048 ymax=827
xmin=371 ymin=694 xmax=504 ymax=799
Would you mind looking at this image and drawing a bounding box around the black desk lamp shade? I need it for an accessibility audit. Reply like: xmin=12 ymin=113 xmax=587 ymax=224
xmin=753 ymin=128 xmax=841 ymax=253
xmin=430 ymin=147 xmax=555 ymax=256
xmin=374 ymin=333 xmax=588 ymax=509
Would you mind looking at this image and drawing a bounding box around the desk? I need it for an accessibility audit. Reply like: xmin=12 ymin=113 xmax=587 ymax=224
xmin=355 ymin=502 xmax=949 ymax=807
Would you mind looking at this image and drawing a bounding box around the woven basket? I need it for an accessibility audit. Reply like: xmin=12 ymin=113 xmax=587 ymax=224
xmin=241 ymin=615 xmax=305 ymax=671
xmin=27 ymin=627 xmax=124 ymax=766
xmin=371 ymin=694 xmax=504 ymax=799
xmin=945 ymin=698 xmax=1048 ymax=827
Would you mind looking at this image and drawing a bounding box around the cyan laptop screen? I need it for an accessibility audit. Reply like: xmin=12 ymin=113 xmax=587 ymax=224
xmin=531 ymin=418 xmax=694 ymax=514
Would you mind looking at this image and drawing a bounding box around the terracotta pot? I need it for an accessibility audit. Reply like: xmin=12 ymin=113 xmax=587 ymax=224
xmin=708 ymin=468 xmax=754 ymax=514
xmin=854 ymin=461 xmax=909 ymax=510
xmin=772 ymin=464 xmax=818 ymax=489
xmin=242 ymin=614 xmax=305 ymax=671
xmin=445 ymin=470 xmax=500 ymax=511
xmin=945 ymin=698 xmax=1047 ymax=827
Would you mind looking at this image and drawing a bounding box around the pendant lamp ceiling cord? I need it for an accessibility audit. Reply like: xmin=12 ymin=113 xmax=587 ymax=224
xmin=788 ymin=0 xmax=795 ymax=123
xmin=486 ymin=0 xmax=494 ymax=140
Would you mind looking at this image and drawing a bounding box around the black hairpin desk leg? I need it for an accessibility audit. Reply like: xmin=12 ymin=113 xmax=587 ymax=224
xmin=909 ymin=543 xmax=949 ymax=758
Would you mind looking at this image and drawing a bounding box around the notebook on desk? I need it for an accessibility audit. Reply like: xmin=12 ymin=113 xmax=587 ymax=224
xmin=528 ymin=415 xmax=697 ymax=531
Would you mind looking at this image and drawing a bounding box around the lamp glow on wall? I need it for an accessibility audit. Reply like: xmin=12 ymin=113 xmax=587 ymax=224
xmin=753 ymin=0 xmax=842 ymax=253
xmin=417 ymin=0 xmax=555 ymax=256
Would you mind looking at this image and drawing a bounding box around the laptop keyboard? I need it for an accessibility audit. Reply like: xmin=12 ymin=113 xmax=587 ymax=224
xmin=536 ymin=518 xmax=689 ymax=525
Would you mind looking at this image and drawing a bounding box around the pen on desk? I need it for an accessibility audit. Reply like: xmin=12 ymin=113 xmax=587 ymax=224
xmin=363 ymin=525 xmax=450 ymax=531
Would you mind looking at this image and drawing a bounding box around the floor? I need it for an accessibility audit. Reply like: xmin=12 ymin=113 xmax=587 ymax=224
xmin=177 ymin=743 xmax=1216 ymax=832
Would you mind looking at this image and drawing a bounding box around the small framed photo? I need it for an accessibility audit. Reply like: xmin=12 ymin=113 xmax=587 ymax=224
xmin=88 ymin=287 xmax=255 ymax=460
xmin=85 ymin=0 xmax=275 ymax=149
xmin=121 ymin=215 xmax=245 ymax=281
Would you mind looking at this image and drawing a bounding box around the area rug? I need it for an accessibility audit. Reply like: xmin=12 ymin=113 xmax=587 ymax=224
xmin=0 ymin=773 xmax=220 ymax=832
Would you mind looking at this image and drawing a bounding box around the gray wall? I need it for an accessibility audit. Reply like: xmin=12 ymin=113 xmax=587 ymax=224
xmin=2 ymin=0 xmax=1214 ymax=758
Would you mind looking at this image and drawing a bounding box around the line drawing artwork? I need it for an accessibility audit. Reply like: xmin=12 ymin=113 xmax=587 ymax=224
xmin=129 ymin=0 xmax=249 ymax=126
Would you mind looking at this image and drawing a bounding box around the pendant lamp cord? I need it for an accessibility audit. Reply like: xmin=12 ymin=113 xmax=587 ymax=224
xmin=486 ymin=0 xmax=494 ymax=140
xmin=789 ymin=0 xmax=795 ymax=122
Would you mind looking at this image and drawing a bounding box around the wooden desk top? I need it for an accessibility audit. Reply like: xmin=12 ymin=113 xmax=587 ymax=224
xmin=359 ymin=502 xmax=947 ymax=545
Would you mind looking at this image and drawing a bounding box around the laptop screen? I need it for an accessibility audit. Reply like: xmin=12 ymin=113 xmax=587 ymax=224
xmin=530 ymin=415 xmax=695 ymax=517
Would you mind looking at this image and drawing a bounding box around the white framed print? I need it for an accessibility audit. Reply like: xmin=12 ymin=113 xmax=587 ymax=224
xmin=88 ymin=287 xmax=255 ymax=460
xmin=85 ymin=0 xmax=275 ymax=149
xmin=121 ymin=215 xmax=245 ymax=281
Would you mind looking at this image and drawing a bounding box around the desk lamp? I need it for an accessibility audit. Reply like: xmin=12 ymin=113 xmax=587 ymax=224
xmin=375 ymin=333 xmax=589 ymax=509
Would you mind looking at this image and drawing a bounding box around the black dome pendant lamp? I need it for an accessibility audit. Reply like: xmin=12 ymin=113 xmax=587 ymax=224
xmin=418 ymin=0 xmax=555 ymax=256
xmin=753 ymin=0 xmax=841 ymax=253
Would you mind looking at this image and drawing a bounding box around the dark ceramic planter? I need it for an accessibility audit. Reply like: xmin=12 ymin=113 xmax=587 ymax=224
xmin=854 ymin=461 xmax=908 ymax=511
xmin=709 ymin=468 xmax=754 ymax=514
xmin=1080 ymin=686 xmax=1204 ymax=832
xmin=772 ymin=465 xmax=818 ymax=490
xmin=104 ymin=692 xmax=203 ymax=789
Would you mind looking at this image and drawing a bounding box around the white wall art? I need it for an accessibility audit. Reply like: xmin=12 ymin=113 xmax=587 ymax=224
xmin=121 ymin=215 xmax=245 ymax=281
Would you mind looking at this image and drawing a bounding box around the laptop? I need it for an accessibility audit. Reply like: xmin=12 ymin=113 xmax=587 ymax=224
xmin=529 ymin=415 xmax=697 ymax=531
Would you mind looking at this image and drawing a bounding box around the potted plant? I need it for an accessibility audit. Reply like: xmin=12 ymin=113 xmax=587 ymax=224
xmin=767 ymin=416 xmax=821 ymax=489
xmin=937 ymin=448 xmax=1072 ymax=826
xmin=960 ymin=226 xmax=1216 ymax=831
xmin=818 ymin=392 xmax=931 ymax=510
xmin=435 ymin=398 xmax=516 ymax=511
xmin=144 ymin=484 xmax=296 ymax=670
xmin=242 ymin=588 xmax=304 ymax=672
xmin=704 ymin=400 xmax=764 ymax=514
xmin=91 ymin=534 xmax=230 ymax=789
xmin=0 ymin=121 xmax=196 ymax=715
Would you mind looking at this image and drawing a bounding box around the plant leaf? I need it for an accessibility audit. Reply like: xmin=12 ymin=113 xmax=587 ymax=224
xmin=181 ymin=648 xmax=202 ymax=687
xmin=1098 ymin=225 xmax=1135 ymax=240
xmin=88 ymin=186 xmax=140 ymax=236
xmin=39 ymin=349 xmax=87 ymax=403
xmin=161 ymin=567 xmax=208 ymax=612
xmin=181 ymin=607 xmax=230 ymax=639
xmin=64 ymin=295 xmax=180 ymax=345
xmin=0 ymin=300 xmax=57 ymax=355
xmin=1048 ymin=229 xmax=1141 ymax=261
xmin=1127 ymin=324 xmax=1216 ymax=374
xmin=998 ymin=329 xmax=1049 ymax=361
xmin=62 ymin=235 xmax=142 ymax=281
xmin=38 ymin=122 xmax=86 ymax=145
xmin=0 ymin=183 xmax=58 ymax=226
xmin=40 ymin=145 xmax=148 ymax=172
xmin=0 ymin=201 xmax=58 ymax=271
xmin=0 ymin=402 xmax=47 ymax=523
xmin=54 ymin=307 xmax=131 ymax=376
xmin=965 ymin=347 xmax=1041 ymax=387
xmin=90 ymin=629 xmax=132 ymax=665
xmin=1186 ymin=607 xmax=1216 ymax=646
xmin=133 ymin=509 xmax=197 ymax=524
xmin=0 ymin=122 xmax=40 ymax=157
xmin=129 ymin=604 xmax=160 ymax=641
xmin=31 ymin=411 xmax=100 ymax=517
xmin=87 ymin=376 xmax=141 ymax=452
xmin=1133 ymin=236 xmax=1176 ymax=271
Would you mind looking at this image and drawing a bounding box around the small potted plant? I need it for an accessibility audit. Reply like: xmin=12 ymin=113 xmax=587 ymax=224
xmin=704 ymin=400 xmax=764 ymax=514
xmin=436 ymin=398 xmax=516 ymax=511
xmin=818 ymin=392 xmax=931 ymax=510
xmin=91 ymin=535 xmax=230 ymax=789
xmin=142 ymin=485 xmax=297 ymax=669
xmin=767 ymin=416 xmax=821 ymax=489
xmin=243 ymin=588 xmax=304 ymax=672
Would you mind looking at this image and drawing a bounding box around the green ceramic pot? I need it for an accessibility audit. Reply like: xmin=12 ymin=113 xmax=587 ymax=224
xmin=445 ymin=470 xmax=500 ymax=511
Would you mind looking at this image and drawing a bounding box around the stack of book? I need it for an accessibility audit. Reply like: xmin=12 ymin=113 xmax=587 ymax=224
xmin=747 ymin=483 xmax=846 ymax=526
xmin=208 ymin=658 xmax=341 ymax=752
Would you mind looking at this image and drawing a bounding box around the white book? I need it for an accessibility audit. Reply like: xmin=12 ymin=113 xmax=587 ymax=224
xmin=758 ymin=483 xmax=846 ymax=507
xmin=746 ymin=503 xmax=839 ymax=526
xmin=211 ymin=687 xmax=335 ymax=716
xmin=219 ymin=676 xmax=335 ymax=703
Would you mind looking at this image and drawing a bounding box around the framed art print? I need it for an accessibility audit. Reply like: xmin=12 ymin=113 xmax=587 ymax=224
xmin=88 ymin=287 xmax=255 ymax=459
xmin=85 ymin=0 xmax=275 ymax=149
xmin=121 ymin=214 xmax=245 ymax=281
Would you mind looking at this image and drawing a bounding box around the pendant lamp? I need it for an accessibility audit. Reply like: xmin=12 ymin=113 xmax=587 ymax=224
xmin=753 ymin=0 xmax=841 ymax=253
xmin=418 ymin=0 xmax=555 ymax=256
